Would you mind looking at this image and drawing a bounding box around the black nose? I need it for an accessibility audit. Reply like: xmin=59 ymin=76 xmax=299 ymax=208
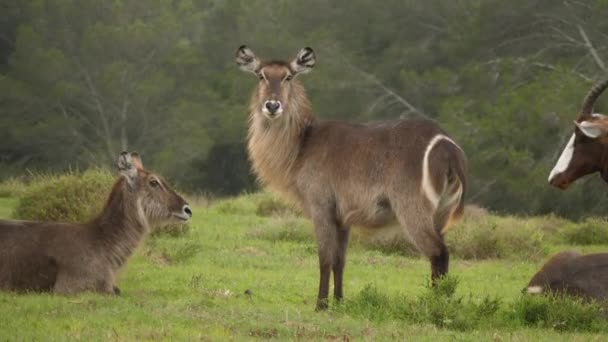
xmin=265 ymin=101 xmax=280 ymax=113
xmin=183 ymin=205 xmax=192 ymax=218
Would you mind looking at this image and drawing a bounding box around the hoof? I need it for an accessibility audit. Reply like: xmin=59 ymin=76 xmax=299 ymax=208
xmin=315 ymin=299 xmax=329 ymax=311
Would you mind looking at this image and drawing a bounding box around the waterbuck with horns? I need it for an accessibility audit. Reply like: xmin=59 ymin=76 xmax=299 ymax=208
xmin=0 ymin=152 xmax=192 ymax=295
xmin=236 ymin=46 xmax=467 ymax=310
xmin=549 ymin=78 xmax=608 ymax=189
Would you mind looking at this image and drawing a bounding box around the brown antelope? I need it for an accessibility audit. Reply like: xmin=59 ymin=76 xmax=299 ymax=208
xmin=527 ymin=250 xmax=608 ymax=303
xmin=0 ymin=152 xmax=192 ymax=295
xmin=548 ymin=78 xmax=608 ymax=188
xmin=236 ymin=46 xmax=467 ymax=310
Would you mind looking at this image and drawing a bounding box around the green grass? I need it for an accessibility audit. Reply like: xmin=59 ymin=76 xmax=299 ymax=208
xmin=1 ymin=193 xmax=607 ymax=340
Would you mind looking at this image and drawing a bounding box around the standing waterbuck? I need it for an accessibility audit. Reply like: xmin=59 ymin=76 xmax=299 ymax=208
xmin=0 ymin=152 xmax=192 ymax=295
xmin=236 ymin=46 xmax=467 ymax=310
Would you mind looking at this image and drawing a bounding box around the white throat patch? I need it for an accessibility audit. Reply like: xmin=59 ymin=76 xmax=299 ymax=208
xmin=548 ymin=134 xmax=575 ymax=182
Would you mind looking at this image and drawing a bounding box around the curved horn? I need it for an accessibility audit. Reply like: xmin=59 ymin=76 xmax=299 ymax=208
xmin=579 ymin=78 xmax=608 ymax=119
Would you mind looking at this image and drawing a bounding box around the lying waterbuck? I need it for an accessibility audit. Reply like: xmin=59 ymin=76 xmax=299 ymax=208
xmin=527 ymin=251 xmax=608 ymax=304
xmin=236 ymin=46 xmax=467 ymax=310
xmin=0 ymin=152 xmax=192 ymax=295
xmin=549 ymin=78 xmax=608 ymax=188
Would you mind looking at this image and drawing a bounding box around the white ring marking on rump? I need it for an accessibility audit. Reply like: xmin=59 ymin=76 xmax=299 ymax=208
xmin=421 ymin=134 xmax=461 ymax=208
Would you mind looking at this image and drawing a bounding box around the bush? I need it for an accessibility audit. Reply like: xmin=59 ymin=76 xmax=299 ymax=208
xmin=255 ymin=195 xmax=298 ymax=217
xmin=150 ymin=222 xmax=191 ymax=238
xmin=248 ymin=216 xmax=314 ymax=244
xmin=351 ymin=227 xmax=419 ymax=257
xmin=512 ymin=294 xmax=607 ymax=332
xmin=447 ymin=211 xmax=549 ymax=260
xmin=0 ymin=178 xmax=29 ymax=198
xmin=13 ymin=169 xmax=115 ymax=222
xmin=561 ymin=217 xmax=608 ymax=245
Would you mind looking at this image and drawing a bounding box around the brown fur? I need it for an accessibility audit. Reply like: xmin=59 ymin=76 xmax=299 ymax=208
xmin=0 ymin=152 xmax=191 ymax=295
xmin=237 ymin=46 xmax=467 ymax=310
xmin=527 ymin=251 xmax=608 ymax=304
xmin=549 ymin=78 xmax=608 ymax=189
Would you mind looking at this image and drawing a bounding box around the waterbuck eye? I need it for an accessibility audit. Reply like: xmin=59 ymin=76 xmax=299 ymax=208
xmin=149 ymin=179 xmax=159 ymax=187
xmin=285 ymin=75 xmax=293 ymax=81
xmin=257 ymin=73 xmax=264 ymax=80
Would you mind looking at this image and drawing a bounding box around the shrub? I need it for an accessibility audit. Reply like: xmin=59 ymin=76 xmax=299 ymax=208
xmin=351 ymin=227 xmax=419 ymax=257
xmin=561 ymin=217 xmax=608 ymax=245
xmin=13 ymin=169 xmax=115 ymax=222
xmin=248 ymin=216 xmax=314 ymax=244
xmin=255 ymin=195 xmax=298 ymax=217
xmin=0 ymin=178 xmax=29 ymax=198
xmin=150 ymin=222 xmax=191 ymax=238
xmin=512 ymin=294 xmax=608 ymax=332
xmin=146 ymin=238 xmax=202 ymax=264
xmin=447 ymin=212 xmax=548 ymax=260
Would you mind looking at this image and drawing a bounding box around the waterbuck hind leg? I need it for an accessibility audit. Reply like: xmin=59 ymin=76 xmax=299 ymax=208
xmin=430 ymin=241 xmax=449 ymax=285
xmin=395 ymin=207 xmax=449 ymax=285
xmin=311 ymin=210 xmax=340 ymax=311
xmin=333 ymin=227 xmax=350 ymax=302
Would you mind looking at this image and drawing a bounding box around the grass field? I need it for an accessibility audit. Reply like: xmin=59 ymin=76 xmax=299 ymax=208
xmin=0 ymin=193 xmax=607 ymax=341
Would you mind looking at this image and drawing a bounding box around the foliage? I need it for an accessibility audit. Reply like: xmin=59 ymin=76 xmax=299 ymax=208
xmin=561 ymin=217 xmax=608 ymax=245
xmin=2 ymin=1 xmax=608 ymax=217
xmin=13 ymin=169 xmax=114 ymax=222
xmin=336 ymin=277 xmax=607 ymax=333
xmin=0 ymin=177 xmax=28 ymax=198
xmin=2 ymin=193 xmax=608 ymax=339
xmin=512 ymin=294 xmax=608 ymax=332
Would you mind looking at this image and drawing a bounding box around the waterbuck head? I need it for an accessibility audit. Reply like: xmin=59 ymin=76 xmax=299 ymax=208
xmin=236 ymin=45 xmax=315 ymax=120
xmin=117 ymin=152 xmax=192 ymax=225
xmin=548 ymin=79 xmax=608 ymax=189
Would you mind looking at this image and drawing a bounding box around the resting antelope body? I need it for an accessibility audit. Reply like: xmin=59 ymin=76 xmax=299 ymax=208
xmin=236 ymin=46 xmax=467 ymax=310
xmin=527 ymin=250 xmax=608 ymax=304
xmin=549 ymin=78 xmax=608 ymax=188
xmin=0 ymin=152 xmax=192 ymax=295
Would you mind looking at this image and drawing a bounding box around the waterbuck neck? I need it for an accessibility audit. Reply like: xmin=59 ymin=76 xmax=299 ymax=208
xmin=89 ymin=178 xmax=149 ymax=269
xmin=247 ymin=81 xmax=315 ymax=195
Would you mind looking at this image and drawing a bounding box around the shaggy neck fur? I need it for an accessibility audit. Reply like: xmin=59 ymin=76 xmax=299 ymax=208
xmin=89 ymin=178 xmax=149 ymax=269
xmin=247 ymin=81 xmax=315 ymax=200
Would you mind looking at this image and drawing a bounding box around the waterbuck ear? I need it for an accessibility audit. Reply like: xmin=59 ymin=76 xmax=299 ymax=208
xmin=236 ymin=45 xmax=260 ymax=74
xmin=290 ymin=47 xmax=315 ymax=75
xmin=130 ymin=152 xmax=144 ymax=170
xmin=117 ymin=151 xmax=138 ymax=186
xmin=575 ymin=120 xmax=606 ymax=138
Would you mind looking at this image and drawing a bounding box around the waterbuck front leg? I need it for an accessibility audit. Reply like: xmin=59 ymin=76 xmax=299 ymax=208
xmin=333 ymin=226 xmax=350 ymax=302
xmin=311 ymin=208 xmax=341 ymax=311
